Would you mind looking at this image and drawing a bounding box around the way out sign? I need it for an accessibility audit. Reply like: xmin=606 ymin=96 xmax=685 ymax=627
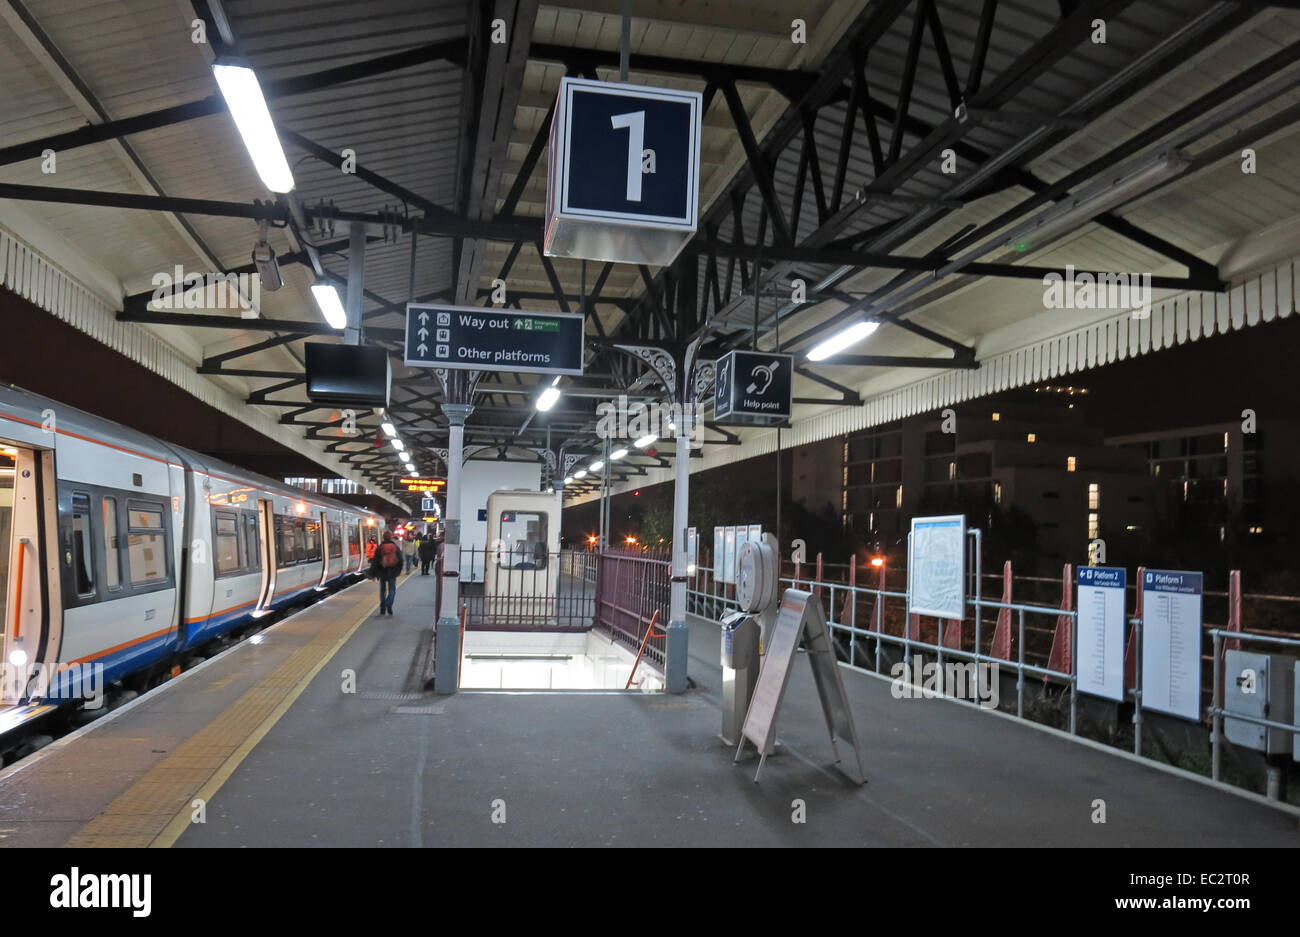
xmin=404 ymin=304 xmax=585 ymax=375
xmin=544 ymin=77 xmax=701 ymax=267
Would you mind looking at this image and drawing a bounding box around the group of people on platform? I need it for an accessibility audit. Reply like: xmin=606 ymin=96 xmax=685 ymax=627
xmin=366 ymin=527 xmax=441 ymax=616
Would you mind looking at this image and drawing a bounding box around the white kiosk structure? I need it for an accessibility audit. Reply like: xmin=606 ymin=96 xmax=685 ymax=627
xmin=483 ymin=489 xmax=562 ymax=624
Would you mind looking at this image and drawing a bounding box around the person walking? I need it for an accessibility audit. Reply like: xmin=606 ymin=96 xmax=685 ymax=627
xmin=418 ymin=533 xmax=437 ymax=575
xmin=370 ymin=531 xmax=403 ymax=615
xmin=402 ymin=533 xmax=418 ymax=574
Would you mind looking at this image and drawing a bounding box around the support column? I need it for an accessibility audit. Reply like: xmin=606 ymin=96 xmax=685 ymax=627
xmin=665 ymin=422 xmax=690 ymax=694
xmin=436 ymin=402 xmax=473 ymax=694
xmin=344 ymin=223 xmax=365 ymax=346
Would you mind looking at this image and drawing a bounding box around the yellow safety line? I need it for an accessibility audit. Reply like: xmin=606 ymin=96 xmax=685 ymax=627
xmin=63 ymin=587 xmax=380 ymax=848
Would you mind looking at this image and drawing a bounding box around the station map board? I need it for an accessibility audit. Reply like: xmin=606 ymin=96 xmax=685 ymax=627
xmin=1141 ymin=569 xmax=1203 ymax=721
xmin=907 ymin=515 xmax=966 ymax=621
xmin=1076 ymin=566 xmax=1126 ymax=702
xmin=737 ymin=589 xmax=865 ymax=784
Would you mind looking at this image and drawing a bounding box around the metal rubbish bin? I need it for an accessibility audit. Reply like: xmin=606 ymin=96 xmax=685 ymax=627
xmin=721 ymin=611 xmax=761 ymax=746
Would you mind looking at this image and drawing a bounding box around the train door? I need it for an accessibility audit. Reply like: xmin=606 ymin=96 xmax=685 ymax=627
xmin=1 ymin=443 xmax=56 ymax=703
xmin=254 ymin=498 xmax=277 ymax=614
xmin=318 ymin=511 xmax=330 ymax=587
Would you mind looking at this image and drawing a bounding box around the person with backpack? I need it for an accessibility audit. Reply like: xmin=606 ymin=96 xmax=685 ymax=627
xmin=370 ymin=531 xmax=403 ymax=615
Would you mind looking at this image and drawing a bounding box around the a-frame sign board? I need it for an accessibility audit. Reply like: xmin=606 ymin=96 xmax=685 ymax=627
xmin=735 ymin=589 xmax=866 ymax=784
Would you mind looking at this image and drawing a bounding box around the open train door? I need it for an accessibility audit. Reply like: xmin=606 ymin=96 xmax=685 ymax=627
xmin=254 ymin=498 xmax=277 ymax=615
xmin=1 ymin=443 xmax=59 ymax=704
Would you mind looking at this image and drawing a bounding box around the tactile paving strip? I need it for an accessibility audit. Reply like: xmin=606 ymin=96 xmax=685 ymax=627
xmin=63 ymin=588 xmax=379 ymax=848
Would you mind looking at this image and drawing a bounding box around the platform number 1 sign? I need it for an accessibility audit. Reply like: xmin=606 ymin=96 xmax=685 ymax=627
xmin=545 ymin=77 xmax=701 ymax=267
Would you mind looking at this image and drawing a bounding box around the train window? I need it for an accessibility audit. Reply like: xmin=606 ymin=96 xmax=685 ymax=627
xmin=245 ymin=513 xmax=260 ymax=570
xmin=349 ymin=523 xmax=360 ymax=557
xmin=214 ymin=512 xmax=240 ymax=575
xmin=302 ymin=520 xmax=321 ymax=562
xmin=329 ymin=522 xmax=342 ymax=559
xmin=276 ymin=516 xmax=296 ymax=565
xmin=498 ymin=511 xmax=547 ymax=570
xmin=127 ymin=501 xmax=166 ymax=585
xmin=71 ymin=493 xmax=95 ymax=595
xmin=102 ymin=497 xmax=121 ymax=590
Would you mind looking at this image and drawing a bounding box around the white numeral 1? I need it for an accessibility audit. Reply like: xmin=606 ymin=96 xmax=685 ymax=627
xmin=610 ymin=110 xmax=645 ymax=202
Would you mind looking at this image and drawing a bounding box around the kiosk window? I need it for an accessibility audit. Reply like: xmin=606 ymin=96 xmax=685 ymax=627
xmin=498 ymin=511 xmax=547 ymax=569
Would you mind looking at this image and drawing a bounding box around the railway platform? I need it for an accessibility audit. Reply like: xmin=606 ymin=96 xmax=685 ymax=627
xmin=0 ymin=573 xmax=1296 ymax=848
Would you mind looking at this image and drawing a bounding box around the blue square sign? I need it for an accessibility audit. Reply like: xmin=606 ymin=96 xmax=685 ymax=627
xmin=545 ymin=77 xmax=701 ymax=266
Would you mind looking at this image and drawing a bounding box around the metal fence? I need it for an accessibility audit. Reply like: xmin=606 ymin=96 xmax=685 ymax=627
xmin=595 ymin=548 xmax=670 ymax=666
xmin=459 ymin=547 xmax=597 ymax=631
xmin=687 ymin=549 xmax=1300 ymax=800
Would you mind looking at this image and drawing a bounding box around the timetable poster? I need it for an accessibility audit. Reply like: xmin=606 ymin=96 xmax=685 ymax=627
xmin=1140 ymin=570 xmax=1203 ymax=721
xmin=1076 ymin=567 xmax=1126 ymax=701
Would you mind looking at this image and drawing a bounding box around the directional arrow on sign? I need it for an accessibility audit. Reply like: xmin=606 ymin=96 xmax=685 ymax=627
xmin=417 ymin=343 xmax=428 ymax=356
xmin=418 ymin=328 xmax=428 ymax=340
xmin=418 ymin=311 xmax=429 ymax=324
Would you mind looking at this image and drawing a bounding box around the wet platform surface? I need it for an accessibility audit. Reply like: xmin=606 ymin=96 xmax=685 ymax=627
xmin=1 ymin=571 xmax=1296 ymax=847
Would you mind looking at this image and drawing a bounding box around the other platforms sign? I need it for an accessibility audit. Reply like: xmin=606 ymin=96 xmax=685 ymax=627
xmin=404 ymin=304 xmax=584 ymax=376
xmin=714 ymin=350 xmax=793 ymax=423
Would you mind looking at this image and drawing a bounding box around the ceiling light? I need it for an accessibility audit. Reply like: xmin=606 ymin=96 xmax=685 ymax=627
xmin=574 ymin=469 xmax=588 ymax=479
xmin=564 ymin=476 xmax=574 ymax=485
xmin=1004 ymin=150 xmax=1190 ymax=255
xmin=590 ymin=460 xmax=604 ymax=472
xmin=536 ymin=386 xmax=561 ymax=412
xmin=634 ymin=434 xmax=657 ymax=448
xmin=392 ymin=438 xmax=405 ymax=452
xmin=211 ymin=61 xmax=295 ymax=193
xmin=310 ymin=283 xmax=347 ymax=329
xmin=611 ymin=448 xmax=628 ymax=460
xmin=382 ymin=422 xmax=396 ymax=437
xmin=806 ymin=320 xmax=879 ymax=361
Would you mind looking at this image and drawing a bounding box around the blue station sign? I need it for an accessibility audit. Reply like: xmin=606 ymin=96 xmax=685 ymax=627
xmin=403 ymin=304 xmax=585 ymax=376
xmin=714 ymin=350 xmax=793 ymax=423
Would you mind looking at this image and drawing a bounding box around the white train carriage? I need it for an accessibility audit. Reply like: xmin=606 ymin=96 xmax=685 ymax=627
xmin=0 ymin=383 xmax=380 ymax=721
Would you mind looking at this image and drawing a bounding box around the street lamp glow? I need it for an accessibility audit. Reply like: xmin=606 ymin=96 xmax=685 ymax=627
xmin=634 ymin=434 xmax=657 ymax=448
xmin=536 ymin=386 xmax=561 ymax=412
xmin=212 ymin=61 xmax=295 ymax=193
xmin=610 ymin=448 xmax=628 ymax=460
xmin=310 ymin=283 xmax=347 ymax=329
xmin=806 ymin=320 xmax=879 ymax=361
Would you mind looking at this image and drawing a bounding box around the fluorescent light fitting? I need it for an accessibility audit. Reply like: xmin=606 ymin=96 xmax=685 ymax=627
xmin=212 ymin=61 xmax=295 ymax=193
xmin=382 ymin=422 xmax=396 ymax=437
xmin=310 ymin=283 xmax=347 ymax=329
xmin=392 ymin=438 xmax=405 ymax=452
xmin=634 ymin=434 xmax=657 ymax=448
xmin=806 ymin=321 xmax=879 ymax=361
xmin=574 ymin=469 xmax=588 ymax=479
xmin=611 ymin=448 xmax=629 ymax=460
xmin=536 ymin=386 xmax=561 ymax=411
xmin=564 ymin=476 xmax=574 ymax=485
xmin=1005 ymin=150 xmax=1189 ymax=254
xmin=589 ymin=461 xmax=604 ymax=472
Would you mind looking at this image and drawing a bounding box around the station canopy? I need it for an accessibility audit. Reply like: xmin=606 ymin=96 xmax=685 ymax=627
xmin=2 ymin=0 xmax=1298 ymax=507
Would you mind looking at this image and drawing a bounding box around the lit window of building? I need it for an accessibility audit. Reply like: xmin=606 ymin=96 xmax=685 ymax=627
xmin=1067 ymin=456 xmax=1077 ymax=472
xmin=1027 ymin=433 xmax=1036 ymax=443
xmin=992 ymin=412 xmax=1000 ymax=422
xmin=895 ymin=486 xmax=903 ymax=508
xmin=1088 ymin=483 xmax=1100 ymax=510
xmin=993 ymin=483 xmax=1002 ymax=504
xmin=1088 ymin=512 xmax=1099 ymax=540
xmin=948 ymin=461 xmax=956 ymax=480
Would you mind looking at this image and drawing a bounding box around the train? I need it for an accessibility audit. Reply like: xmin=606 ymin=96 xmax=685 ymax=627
xmin=0 ymin=383 xmax=383 ymax=753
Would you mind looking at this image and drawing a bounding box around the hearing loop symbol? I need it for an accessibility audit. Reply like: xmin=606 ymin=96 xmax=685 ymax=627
xmin=746 ymin=360 xmax=781 ymax=396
